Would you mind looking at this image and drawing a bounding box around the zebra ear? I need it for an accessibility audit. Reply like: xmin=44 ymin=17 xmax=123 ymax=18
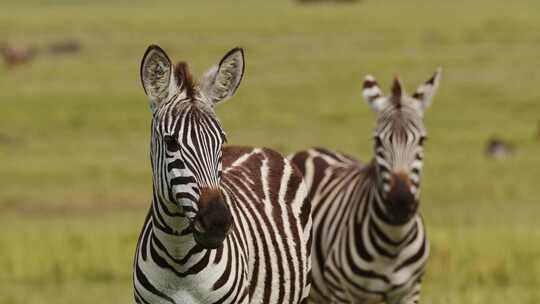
xmin=140 ymin=45 xmax=173 ymax=109
xmin=201 ymin=47 xmax=245 ymax=105
xmin=362 ymin=75 xmax=388 ymax=112
xmin=412 ymin=67 xmax=442 ymax=111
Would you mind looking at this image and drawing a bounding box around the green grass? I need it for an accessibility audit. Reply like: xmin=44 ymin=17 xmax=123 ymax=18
xmin=1 ymin=0 xmax=539 ymax=303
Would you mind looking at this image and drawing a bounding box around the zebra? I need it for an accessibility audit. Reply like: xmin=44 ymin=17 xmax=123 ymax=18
xmin=133 ymin=45 xmax=312 ymax=304
xmin=289 ymin=69 xmax=441 ymax=304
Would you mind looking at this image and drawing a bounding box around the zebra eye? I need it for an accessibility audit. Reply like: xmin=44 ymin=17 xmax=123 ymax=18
xmin=419 ymin=136 xmax=427 ymax=146
xmin=374 ymin=136 xmax=383 ymax=147
xmin=163 ymin=135 xmax=180 ymax=151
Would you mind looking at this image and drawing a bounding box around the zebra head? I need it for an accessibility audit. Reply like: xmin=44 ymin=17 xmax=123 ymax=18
xmin=140 ymin=45 xmax=245 ymax=249
xmin=362 ymin=69 xmax=441 ymax=224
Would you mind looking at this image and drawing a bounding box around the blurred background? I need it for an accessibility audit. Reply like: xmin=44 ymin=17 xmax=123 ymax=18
xmin=1 ymin=0 xmax=539 ymax=303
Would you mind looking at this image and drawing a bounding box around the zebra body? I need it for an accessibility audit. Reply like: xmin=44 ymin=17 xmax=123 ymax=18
xmin=290 ymin=149 xmax=427 ymax=304
xmin=289 ymin=70 xmax=441 ymax=304
xmin=134 ymin=45 xmax=311 ymax=304
xmin=136 ymin=146 xmax=311 ymax=304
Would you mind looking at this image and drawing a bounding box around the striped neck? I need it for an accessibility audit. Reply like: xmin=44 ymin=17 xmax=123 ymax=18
xmin=149 ymin=188 xmax=199 ymax=260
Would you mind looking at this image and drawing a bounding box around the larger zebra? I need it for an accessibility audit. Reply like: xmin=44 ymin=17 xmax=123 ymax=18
xmin=289 ymin=70 xmax=441 ymax=304
xmin=133 ymin=45 xmax=312 ymax=304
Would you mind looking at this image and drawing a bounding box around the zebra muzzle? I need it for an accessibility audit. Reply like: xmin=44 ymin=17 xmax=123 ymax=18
xmin=387 ymin=173 xmax=418 ymax=224
xmin=192 ymin=187 xmax=233 ymax=249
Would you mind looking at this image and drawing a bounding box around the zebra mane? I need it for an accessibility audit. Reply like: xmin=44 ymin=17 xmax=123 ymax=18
xmin=174 ymin=61 xmax=196 ymax=99
xmin=390 ymin=76 xmax=404 ymax=109
xmin=168 ymin=100 xmax=219 ymax=124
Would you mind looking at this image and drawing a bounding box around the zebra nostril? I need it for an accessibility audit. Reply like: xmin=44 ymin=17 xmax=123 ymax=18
xmin=193 ymin=220 xmax=206 ymax=234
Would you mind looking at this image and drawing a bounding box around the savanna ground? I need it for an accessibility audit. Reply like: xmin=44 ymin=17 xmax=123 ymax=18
xmin=1 ymin=0 xmax=539 ymax=303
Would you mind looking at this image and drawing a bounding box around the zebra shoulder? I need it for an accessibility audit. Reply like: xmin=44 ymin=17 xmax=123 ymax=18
xmin=222 ymin=146 xmax=306 ymax=195
xmin=222 ymin=145 xmax=310 ymax=220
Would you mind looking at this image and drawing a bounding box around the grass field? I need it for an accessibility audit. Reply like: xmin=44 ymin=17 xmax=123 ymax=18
xmin=1 ymin=0 xmax=540 ymax=303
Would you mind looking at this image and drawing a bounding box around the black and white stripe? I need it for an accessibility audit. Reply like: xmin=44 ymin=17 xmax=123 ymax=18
xmin=134 ymin=45 xmax=312 ymax=304
xmin=289 ymin=70 xmax=441 ymax=304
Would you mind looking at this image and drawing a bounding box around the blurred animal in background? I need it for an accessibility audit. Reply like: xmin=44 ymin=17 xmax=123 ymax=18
xmin=1 ymin=39 xmax=82 ymax=69
xmin=47 ymin=39 xmax=81 ymax=55
xmin=485 ymin=137 xmax=515 ymax=159
xmin=0 ymin=42 xmax=38 ymax=68
xmin=289 ymin=69 xmax=441 ymax=304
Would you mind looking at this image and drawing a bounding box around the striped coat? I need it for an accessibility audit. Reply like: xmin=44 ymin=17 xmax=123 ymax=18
xmin=134 ymin=45 xmax=312 ymax=304
xmin=289 ymin=70 xmax=441 ymax=304
xmin=290 ymin=149 xmax=427 ymax=304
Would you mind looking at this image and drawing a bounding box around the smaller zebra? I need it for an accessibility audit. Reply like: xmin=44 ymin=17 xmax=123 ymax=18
xmin=289 ymin=69 xmax=441 ymax=304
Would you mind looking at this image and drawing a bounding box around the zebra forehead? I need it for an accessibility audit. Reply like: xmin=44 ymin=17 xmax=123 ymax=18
xmin=171 ymin=105 xmax=227 ymax=141
xmin=159 ymin=98 xmax=215 ymax=121
xmin=376 ymin=106 xmax=424 ymax=136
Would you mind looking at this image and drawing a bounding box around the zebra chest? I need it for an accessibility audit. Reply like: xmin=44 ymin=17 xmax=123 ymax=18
xmin=328 ymin=256 xmax=418 ymax=304
xmin=136 ymin=246 xmax=249 ymax=304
